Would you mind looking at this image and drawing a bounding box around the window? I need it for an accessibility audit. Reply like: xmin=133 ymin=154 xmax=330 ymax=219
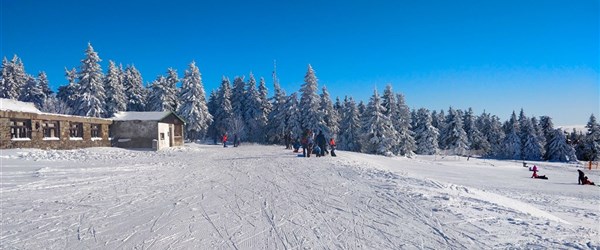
xmin=42 ymin=120 xmax=60 ymax=138
xmin=10 ymin=119 xmax=31 ymax=139
xmin=90 ymin=124 xmax=101 ymax=138
xmin=70 ymin=122 xmax=83 ymax=138
xmin=160 ymin=133 xmax=165 ymax=140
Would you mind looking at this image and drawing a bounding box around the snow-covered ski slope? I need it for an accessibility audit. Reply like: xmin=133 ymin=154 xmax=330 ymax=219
xmin=1 ymin=144 xmax=598 ymax=249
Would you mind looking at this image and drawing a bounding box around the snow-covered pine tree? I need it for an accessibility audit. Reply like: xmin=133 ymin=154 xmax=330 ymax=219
xmin=581 ymin=114 xmax=600 ymax=161
xmin=256 ymin=77 xmax=272 ymax=141
xmin=486 ymin=115 xmax=505 ymax=158
xmin=502 ymin=111 xmax=522 ymax=159
xmin=19 ymin=75 xmax=46 ymax=108
xmin=146 ymin=75 xmax=170 ymax=111
xmin=299 ymin=65 xmax=325 ymax=133
xmin=360 ymin=89 xmax=398 ymax=156
xmin=334 ymin=96 xmax=343 ymax=117
xmin=414 ymin=108 xmax=439 ymax=155
xmin=531 ymin=116 xmax=547 ymax=157
xmin=519 ymin=110 xmax=544 ymax=160
xmin=439 ymin=107 xmax=469 ymax=156
xmin=74 ymin=43 xmax=106 ymax=117
xmin=40 ymin=95 xmax=72 ymax=115
xmin=212 ymin=76 xmax=234 ymax=140
xmin=177 ymin=61 xmax=213 ymax=141
xmin=395 ymin=93 xmax=416 ymax=156
xmin=338 ymin=97 xmax=362 ymax=152
xmin=539 ymin=116 xmax=554 ymax=160
xmin=0 ymin=55 xmax=27 ymax=100
xmin=165 ymin=68 xmax=180 ymax=111
xmin=357 ymin=101 xmax=366 ymax=117
xmin=231 ymin=76 xmax=247 ymax=133
xmin=123 ymin=65 xmax=146 ymax=111
xmin=103 ymin=61 xmax=127 ymax=117
xmin=286 ymin=92 xmax=303 ymax=139
xmin=463 ymin=108 xmax=487 ymax=153
xmin=243 ymin=73 xmax=267 ymax=142
xmin=38 ymin=71 xmax=53 ymax=97
xmin=547 ymin=129 xmax=578 ymax=162
xmin=265 ymin=80 xmax=288 ymax=144
xmin=206 ymin=89 xmax=219 ymax=143
xmin=319 ymin=86 xmax=339 ymax=139
xmin=433 ymin=110 xmax=446 ymax=149
xmin=56 ymin=68 xmax=78 ymax=113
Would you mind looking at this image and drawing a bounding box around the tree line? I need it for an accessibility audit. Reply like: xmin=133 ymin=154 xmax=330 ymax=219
xmin=1 ymin=43 xmax=598 ymax=162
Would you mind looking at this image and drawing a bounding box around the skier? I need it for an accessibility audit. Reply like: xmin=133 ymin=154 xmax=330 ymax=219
xmin=329 ymin=137 xmax=337 ymax=157
xmin=578 ymin=169 xmax=586 ymax=185
xmin=222 ymin=133 xmax=228 ymax=148
xmin=315 ymin=131 xmax=327 ymax=157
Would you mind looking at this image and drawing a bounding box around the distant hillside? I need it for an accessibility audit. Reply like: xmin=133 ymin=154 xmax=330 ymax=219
xmin=557 ymin=125 xmax=587 ymax=134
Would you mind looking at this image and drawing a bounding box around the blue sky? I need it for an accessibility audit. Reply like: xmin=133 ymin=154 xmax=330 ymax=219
xmin=1 ymin=0 xmax=598 ymax=125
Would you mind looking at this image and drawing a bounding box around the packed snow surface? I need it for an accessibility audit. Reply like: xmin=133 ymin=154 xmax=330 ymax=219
xmin=1 ymin=144 xmax=599 ymax=249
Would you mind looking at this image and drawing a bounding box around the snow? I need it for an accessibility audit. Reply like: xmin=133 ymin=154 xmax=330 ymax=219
xmin=112 ymin=111 xmax=171 ymax=121
xmin=0 ymin=98 xmax=42 ymax=113
xmin=1 ymin=144 xmax=598 ymax=249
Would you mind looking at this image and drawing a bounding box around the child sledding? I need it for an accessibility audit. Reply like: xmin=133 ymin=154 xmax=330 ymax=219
xmin=530 ymin=165 xmax=548 ymax=180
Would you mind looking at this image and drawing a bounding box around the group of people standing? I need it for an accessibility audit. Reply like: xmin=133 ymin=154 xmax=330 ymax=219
xmin=291 ymin=129 xmax=337 ymax=158
xmin=221 ymin=133 xmax=240 ymax=148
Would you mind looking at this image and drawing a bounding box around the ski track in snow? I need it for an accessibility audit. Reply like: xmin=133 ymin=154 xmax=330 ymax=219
xmin=1 ymin=144 xmax=599 ymax=249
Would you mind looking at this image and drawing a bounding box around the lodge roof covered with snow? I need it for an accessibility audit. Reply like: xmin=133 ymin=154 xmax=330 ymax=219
xmin=0 ymin=98 xmax=42 ymax=114
xmin=112 ymin=111 xmax=174 ymax=121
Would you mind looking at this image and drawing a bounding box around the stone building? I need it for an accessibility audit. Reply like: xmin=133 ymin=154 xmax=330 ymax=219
xmin=111 ymin=111 xmax=185 ymax=150
xmin=0 ymin=99 xmax=112 ymax=149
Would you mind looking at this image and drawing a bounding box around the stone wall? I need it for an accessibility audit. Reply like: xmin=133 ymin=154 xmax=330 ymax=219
xmin=0 ymin=111 xmax=112 ymax=150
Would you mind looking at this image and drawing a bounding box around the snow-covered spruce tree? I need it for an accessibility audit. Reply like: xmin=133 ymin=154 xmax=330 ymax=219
xmin=474 ymin=111 xmax=492 ymax=154
xmin=414 ymin=108 xmax=439 ymax=155
xmin=56 ymin=68 xmax=78 ymax=113
xmin=265 ymin=80 xmax=288 ymax=144
xmin=38 ymin=71 xmax=53 ymax=97
xmin=433 ymin=110 xmax=446 ymax=149
xmin=580 ymin=114 xmax=600 ymax=161
xmin=319 ymin=86 xmax=339 ymax=139
xmin=19 ymin=75 xmax=46 ymax=108
xmin=357 ymin=101 xmax=366 ymax=117
xmin=147 ymin=75 xmax=173 ymax=112
xmin=531 ymin=116 xmax=547 ymax=157
xmin=518 ymin=109 xmax=544 ymax=160
xmin=395 ymin=93 xmax=416 ymax=156
xmin=0 ymin=55 xmax=27 ymax=100
xmin=256 ymin=77 xmax=272 ymax=141
xmin=502 ymin=111 xmax=522 ymax=159
xmin=103 ymin=61 xmax=127 ymax=117
xmin=338 ymin=97 xmax=362 ymax=152
xmin=439 ymin=107 xmax=469 ymax=156
xmin=123 ymin=65 xmax=146 ymax=111
xmin=463 ymin=108 xmax=487 ymax=153
xmin=212 ymin=76 xmax=234 ymax=140
xmin=40 ymin=95 xmax=72 ymax=115
xmin=299 ymin=65 xmax=326 ymax=133
xmin=206 ymin=89 xmax=219 ymax=143
xmin=539 ymin=116 xmax=554 ymax=159
xmin=74 ymin=43 xmax=106 ymax=117
xmin=360 ymin=89 xmax=397 ymax=156
xmin=177 ymin=61 xmax=213 ymax=141
xmin=231 ymin=76 xmax=247 ymax=133
xmin=334 ymin=96 xmax=343 ymax=118
xmin=244 ymin=73 xmax=267 ymax=142
xmin=165 ymin=68 xmax=180 ymax=111
xmin=546 ymin=129 xmax=578 ymax=162
xmin=286 ymin=92 xmax=303 ymax=139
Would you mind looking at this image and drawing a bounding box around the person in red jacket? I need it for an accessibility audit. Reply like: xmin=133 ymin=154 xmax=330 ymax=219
xmin=329 ymin=138 xmax=337 ymax=157
xmin=583 ymin=176 xmax=596 ymax=185
xmin=222 ymin=133 xmax=228 ymax=147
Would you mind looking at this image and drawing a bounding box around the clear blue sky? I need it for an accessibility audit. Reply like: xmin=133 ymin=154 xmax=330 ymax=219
xmin=2 ymin=0 xmax=598 ymax=125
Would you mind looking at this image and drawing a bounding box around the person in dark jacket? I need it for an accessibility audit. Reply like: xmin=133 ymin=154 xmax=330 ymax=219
xmin=315 ymin=131 xmax=327 ymax=157
xmin=578 ymin=170 xmax=586 ymax=185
